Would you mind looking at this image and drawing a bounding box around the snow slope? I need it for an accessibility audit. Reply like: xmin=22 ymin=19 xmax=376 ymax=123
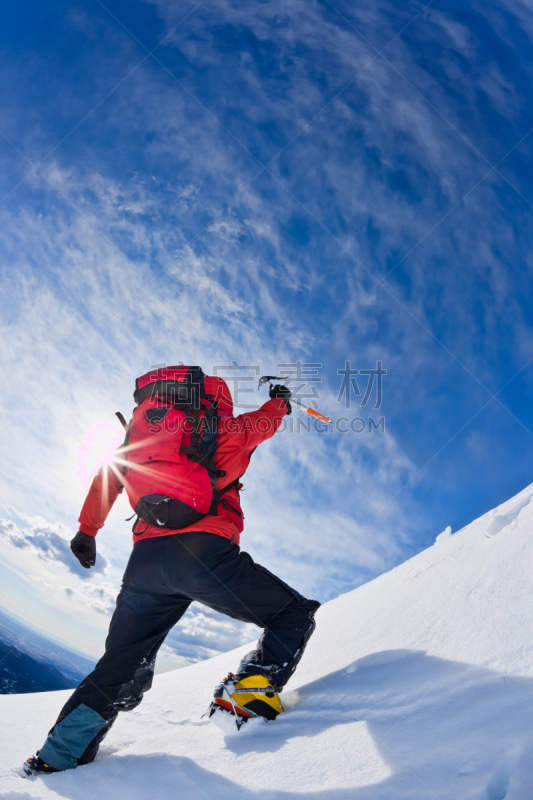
xmin=2 ymin=483 xmax=533 ymax=799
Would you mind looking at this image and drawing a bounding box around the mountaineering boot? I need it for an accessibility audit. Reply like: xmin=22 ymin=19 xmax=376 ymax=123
xmin=209 ymin=673 xmax=284 ymax=732
xmin=22 ymin=754 xmax=61 ymax=777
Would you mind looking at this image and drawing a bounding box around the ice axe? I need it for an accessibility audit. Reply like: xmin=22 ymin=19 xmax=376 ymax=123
xmin=258 ymin=375 xmax=332 ymax=424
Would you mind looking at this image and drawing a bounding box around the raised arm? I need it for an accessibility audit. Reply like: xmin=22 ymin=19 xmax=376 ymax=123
xmin=229 ymin=396 xmax=289 ymax=451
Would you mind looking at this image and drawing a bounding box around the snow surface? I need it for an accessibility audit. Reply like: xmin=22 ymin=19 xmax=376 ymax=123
xmin=2 ymin=483 xmax=533 ymax=798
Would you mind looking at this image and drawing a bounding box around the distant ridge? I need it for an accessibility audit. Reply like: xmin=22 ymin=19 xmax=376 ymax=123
xmin=0 ymin=639 xmax=75 ymax=694
xmin=0 ymin=607 xmax=95 ymax=694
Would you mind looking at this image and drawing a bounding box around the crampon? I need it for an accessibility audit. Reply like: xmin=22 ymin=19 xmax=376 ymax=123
xmin=208 ymin=673 xmax=284 ymax=733
xmin=22 ymin=754 xmax=60 ymax=777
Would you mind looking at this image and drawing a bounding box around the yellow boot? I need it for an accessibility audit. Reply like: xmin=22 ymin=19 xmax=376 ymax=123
xmin=232 ymin=674 xmax=284 ymax=719
xmin=210 ymin=673 xmax=284 ymax=730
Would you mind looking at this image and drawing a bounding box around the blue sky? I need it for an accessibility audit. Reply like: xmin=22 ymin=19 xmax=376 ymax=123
xmin=0 ymin=0 xmax=532 ymax=670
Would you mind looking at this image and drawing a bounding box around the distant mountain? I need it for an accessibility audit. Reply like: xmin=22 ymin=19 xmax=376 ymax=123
xmin=0 ymin=639 xmax=76 ymax=693
xmin=0 ymin=607 xmax=96 ymax=694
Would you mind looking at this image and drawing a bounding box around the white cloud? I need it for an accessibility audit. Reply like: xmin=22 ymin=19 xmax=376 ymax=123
xmin=163 ymin=605 xmax=255 ymax=663
xmin=30 ymin=574 xmax=117 ymax=617
xmin=0 ymin=515 xmax=109 ymax=578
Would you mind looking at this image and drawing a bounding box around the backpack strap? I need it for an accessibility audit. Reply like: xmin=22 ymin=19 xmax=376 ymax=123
xmin=179 ymin=404 xmax=219 ymax=473
xmin=208 ymin=478 xmax=242 ymax=514
xmin=116 ymin=416 xmax=132 ymax=477
xmin=115 ymin=411 xmax=128 ymax=430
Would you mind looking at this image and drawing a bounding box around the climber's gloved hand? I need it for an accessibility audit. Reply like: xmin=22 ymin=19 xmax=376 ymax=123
xmin=269 ymin=384 xmax=292 ymax=415
xmin=71 ymin=531 xmax=96 ymax=569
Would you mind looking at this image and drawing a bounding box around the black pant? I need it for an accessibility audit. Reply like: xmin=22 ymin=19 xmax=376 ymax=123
xmin=39 ymin=533 xmax=320 ymax=769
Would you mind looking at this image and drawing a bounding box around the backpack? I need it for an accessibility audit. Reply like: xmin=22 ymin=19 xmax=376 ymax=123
xmin=121 ymin=366 xmax=241 ymax=534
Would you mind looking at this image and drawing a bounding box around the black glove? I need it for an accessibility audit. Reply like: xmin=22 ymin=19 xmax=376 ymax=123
xmin=70 ymin=531 xmax=96 ymax=569
xmin=269 ymin=384 xmax=292 ymax=415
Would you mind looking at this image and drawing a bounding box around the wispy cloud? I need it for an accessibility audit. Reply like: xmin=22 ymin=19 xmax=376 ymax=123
xmin=0 ymin=515 xmax=109 ymax=578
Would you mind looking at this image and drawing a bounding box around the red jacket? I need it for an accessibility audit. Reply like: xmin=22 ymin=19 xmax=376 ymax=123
xmin=78 ymin=397 xmax=287 ymax=547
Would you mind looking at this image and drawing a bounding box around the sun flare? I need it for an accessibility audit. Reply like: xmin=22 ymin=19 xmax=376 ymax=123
xmin=75 ymin=423 xmax=125 ymax=489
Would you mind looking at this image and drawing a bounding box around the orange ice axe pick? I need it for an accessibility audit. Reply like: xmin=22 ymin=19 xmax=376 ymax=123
xmin=258 ymin=376 xmax=332 ymax=425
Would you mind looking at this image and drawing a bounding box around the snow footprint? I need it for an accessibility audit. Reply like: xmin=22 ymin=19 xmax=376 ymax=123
xmin=498 ymin=744 xmax=533 ymax=800
xmin=485 ymin=747 xmax=523 ymax=800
